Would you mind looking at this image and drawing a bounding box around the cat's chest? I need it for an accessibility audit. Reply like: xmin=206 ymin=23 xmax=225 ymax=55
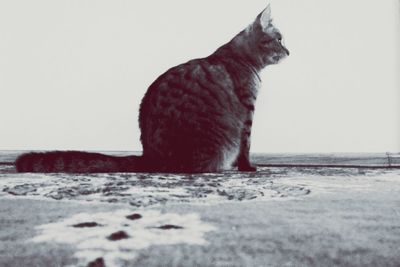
xmin=250 ymin=75 xmax=261 ymax=93
xmin=242 ymin=74 xmax=261 ymax=98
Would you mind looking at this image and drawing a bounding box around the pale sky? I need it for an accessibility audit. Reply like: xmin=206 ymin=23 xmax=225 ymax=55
xmin=0 ymin=0 xmax=399 ymax=153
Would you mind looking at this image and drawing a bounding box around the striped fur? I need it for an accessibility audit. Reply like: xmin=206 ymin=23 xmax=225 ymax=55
xmin=15 ymin=5 xmax=288 ymax=173
xmin=15 ymin=151 xmax=145 ymax=173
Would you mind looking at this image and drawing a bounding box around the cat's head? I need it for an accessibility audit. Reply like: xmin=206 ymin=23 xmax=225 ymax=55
xmin=243 ymin=5 xmax=289 ymax=67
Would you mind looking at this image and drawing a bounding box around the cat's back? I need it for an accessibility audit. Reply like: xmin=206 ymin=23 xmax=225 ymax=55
xmin=139 ymin=57 xmax=239 ymax=125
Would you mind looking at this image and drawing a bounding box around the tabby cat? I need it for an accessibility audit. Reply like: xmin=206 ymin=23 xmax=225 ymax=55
xmin=15 ymin=5 xmax=289 ymax=173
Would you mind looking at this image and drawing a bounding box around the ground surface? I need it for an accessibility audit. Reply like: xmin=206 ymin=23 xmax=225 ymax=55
xmin=1 ymin=151 xmax=400 ymax=267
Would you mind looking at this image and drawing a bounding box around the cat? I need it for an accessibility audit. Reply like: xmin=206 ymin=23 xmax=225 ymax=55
xmin=15 ymin=5 xmax=289 ymax=173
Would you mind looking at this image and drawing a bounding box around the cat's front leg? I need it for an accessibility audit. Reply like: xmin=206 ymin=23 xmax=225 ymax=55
xmin=237 ymin=119 xmax=257 ymax=172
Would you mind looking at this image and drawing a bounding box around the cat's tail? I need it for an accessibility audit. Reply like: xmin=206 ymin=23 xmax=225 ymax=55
xmin=15 ymin=151 xmax=148 ymax=173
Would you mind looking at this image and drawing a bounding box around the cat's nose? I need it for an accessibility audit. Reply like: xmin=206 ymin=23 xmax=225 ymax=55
xmin=284 ymin=47 xmax=290 ymax=56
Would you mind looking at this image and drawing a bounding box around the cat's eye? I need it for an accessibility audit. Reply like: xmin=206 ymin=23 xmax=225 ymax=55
xmin=261 ymin=39 xmax=274 ymax=45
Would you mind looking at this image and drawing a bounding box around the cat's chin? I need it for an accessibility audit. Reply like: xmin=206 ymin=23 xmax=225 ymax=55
xmin=273 ymin=55 xmax=281 ymax=61
xmin=265 ymin=56 xmax=281 ymax=65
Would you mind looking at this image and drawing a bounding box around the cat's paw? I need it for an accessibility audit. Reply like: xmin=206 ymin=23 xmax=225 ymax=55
xmin=238 ymin=164 xmax=257 ymax=172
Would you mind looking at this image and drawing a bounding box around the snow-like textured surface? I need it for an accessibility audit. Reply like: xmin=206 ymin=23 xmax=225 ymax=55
xmin=32 ymin=209 xmax=215 ymax=267
xmin=1 ymin=152 xmax=400 ymax=266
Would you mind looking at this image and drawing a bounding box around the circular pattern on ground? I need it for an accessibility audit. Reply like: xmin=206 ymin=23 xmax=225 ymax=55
xmin=1 ymin=168 xmax=311 ymax=207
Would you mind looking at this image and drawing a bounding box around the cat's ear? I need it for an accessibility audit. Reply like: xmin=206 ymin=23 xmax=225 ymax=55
xmin=257 ymin=4 xmax=272 ymax=30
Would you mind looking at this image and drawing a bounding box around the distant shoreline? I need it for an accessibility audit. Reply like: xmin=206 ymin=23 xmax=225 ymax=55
xmin=1 ymin=151 xmax=399 ymax=169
